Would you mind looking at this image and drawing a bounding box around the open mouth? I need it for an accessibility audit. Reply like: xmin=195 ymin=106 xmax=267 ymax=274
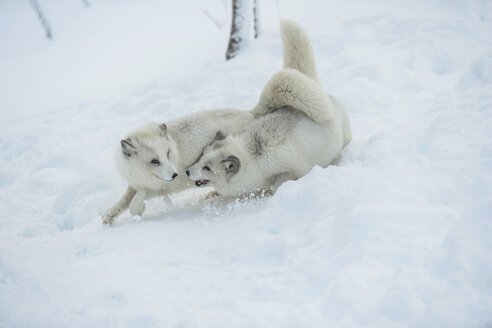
xmin=195 ymin=179 xmax=209 ymax=187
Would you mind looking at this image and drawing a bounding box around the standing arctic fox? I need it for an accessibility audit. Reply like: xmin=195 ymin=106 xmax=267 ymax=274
xmin=187 ymin=20 xmax=352 ymax=198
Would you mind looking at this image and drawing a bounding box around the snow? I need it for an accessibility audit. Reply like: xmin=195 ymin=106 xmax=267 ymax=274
xmin=1 ymin=0 xmax=491 ymax=327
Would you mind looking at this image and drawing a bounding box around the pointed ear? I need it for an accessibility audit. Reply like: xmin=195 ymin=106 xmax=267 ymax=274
xmin=159 ymin=123 xmax=167 ymax=137
xmin=215 ymin=131 xmax=226 ymax=141
xmin=121 ymin=138 xmax=136 ymax=157
xmin=223 ymin=156 xmax=240 ymax=175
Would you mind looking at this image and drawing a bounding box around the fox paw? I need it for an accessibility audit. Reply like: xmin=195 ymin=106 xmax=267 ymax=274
xmin=102 ymin=208 xmax=119 ymax=225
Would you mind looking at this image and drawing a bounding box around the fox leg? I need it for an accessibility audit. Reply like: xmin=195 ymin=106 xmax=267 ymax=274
xmin=129 ymin=189 xmax=147 ymax=216
xmin=102 ymin=186 xmax=137 ymax=225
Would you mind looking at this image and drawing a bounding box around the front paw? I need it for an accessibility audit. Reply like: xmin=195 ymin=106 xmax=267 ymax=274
xmin=102 ymin=208 xmax=119 ymax=225
xmin=129 ymin=199 xmax=145 ymax=216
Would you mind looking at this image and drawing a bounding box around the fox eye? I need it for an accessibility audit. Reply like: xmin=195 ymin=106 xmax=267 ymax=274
xmin=167 ymin=150 xmax=170 ymax=159
xmin=203 ymin=166 xmax=211 ymax=172
xmin=150 ymin=159 xmax=160 ymax=166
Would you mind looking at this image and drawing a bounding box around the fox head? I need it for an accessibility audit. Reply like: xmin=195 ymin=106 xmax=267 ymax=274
xmin=116 ymin=123 xmax=179 ymax=190
xmin=186 ymin=131 xmax=241 ymax=189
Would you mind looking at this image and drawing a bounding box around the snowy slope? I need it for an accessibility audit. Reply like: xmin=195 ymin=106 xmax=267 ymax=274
xmin=1 ymin=0 xmax=492 ymax=327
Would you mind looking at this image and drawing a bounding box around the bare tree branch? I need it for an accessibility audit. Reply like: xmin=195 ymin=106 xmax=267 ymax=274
xmin=28 ymin=0 xmax=53 ymax=40
xmin=200 ymin=5 xmax=224 ymax=28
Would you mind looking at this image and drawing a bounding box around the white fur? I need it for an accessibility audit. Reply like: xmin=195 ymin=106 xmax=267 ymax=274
xmin=187 ymin=20 xmax=352 ymax=199
xmin=102 ymin=18 xmax=348 ymax=224
xmin=102 ymin=110 xmax=253 ymax=224
xmin=187 ymin=94 xmax=351 ymax=199
xmin=279 ymin=19 xmax=319 ymax=82
xmin=253 ymin=68 xmax=335 ymax=123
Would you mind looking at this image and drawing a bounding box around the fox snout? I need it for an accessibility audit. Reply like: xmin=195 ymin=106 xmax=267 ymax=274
xmin=165 ymin=171 xmax=178 ymax=181
xmin=155 ymin=168 xmax=178 ymax=182
xmin=160 ymin=163 xmax=178 ymax=181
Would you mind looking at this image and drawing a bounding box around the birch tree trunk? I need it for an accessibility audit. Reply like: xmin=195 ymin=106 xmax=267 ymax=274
xmin=226 ymin=0 xmax=252 ymax=60
xmin=253 ymin=0 xmax=260 ymax=39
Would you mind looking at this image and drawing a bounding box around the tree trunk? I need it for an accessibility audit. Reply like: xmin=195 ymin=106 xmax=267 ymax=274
xmin=226 ymin=0 xmax=252 ymax=60
xmin=253 ymin=0 xmax=260 ymax=39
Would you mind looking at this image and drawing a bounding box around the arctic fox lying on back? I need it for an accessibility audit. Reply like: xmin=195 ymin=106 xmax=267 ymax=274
xmin=187 ymin=21 xmax=351 ymax=198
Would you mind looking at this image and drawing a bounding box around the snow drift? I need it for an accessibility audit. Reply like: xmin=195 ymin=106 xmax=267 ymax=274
xmin=0 ymin=0 xmax=491 ymax=327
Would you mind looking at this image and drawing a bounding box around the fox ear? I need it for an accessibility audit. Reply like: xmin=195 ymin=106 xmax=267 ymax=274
xmin=215 ymin=131 xmax=226 ymax=141
xmin=121 ymin=138 xmax=136 ymax=157
xmin=224 ymin=156 xmax=240 ymax=175
xmin=159 ymin=123 xmax=167 ymax=136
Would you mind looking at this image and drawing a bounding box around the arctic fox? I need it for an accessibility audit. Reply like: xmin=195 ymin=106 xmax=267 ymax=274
xmin=102 ymin=110 xmax=254 ymax=224
xmin=186 ymin=20 xmax=352 ymax=198
xmin=102 ymin=18 xmax=341 ymax=224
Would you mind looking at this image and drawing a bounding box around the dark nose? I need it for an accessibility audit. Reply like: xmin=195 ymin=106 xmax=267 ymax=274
xmin=186 ymin=170 xmax=190 ymax=176
xmin=172 ymin=173 xmax=178 ymax=180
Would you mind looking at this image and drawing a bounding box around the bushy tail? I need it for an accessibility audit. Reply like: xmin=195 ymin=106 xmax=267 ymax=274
xmin=252 ymin=19 xmax=335 ymax=123
xmin=280 ymin=19 xmax=319 ymax=83
xmin=253 ymin=68 xmax=334 ymax=123
xmin=252 ymin=19 xmax=333 ymax=122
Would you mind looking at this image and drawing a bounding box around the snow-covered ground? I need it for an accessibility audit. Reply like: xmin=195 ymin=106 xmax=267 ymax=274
xmin=1 ymin=0 xmax=491 ymax=326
